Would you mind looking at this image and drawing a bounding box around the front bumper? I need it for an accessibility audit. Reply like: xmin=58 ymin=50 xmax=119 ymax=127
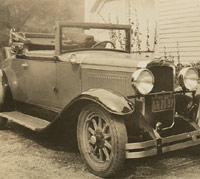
xmin=126 ymin=129 xmax=200 ymax=158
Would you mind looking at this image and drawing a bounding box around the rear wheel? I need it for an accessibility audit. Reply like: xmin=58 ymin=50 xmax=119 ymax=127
xmin=77 ymin=104 xmax=127 ymax=177
xmin=0 ymin=117 xmax=7 ymax=130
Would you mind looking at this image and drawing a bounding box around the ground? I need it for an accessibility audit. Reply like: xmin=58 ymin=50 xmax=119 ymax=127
xmin=1 ymin=122 xmax=200 ymax=179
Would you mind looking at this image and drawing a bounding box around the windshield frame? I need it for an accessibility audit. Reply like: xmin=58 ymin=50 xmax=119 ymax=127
xmin=55 ymin=21 xmax=132 ymax=55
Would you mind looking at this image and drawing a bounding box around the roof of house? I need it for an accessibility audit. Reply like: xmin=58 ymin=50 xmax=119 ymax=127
xmin=91 ymin=0 xmax=114 ymax=12
xmin=91 ymin=0 xmax=102 ymax=12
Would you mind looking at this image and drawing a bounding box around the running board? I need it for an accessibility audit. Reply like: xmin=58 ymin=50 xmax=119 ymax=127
xmin=0 ymin=111 xmax=50 ymax=131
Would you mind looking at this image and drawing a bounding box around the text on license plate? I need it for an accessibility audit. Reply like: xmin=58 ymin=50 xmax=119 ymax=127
xmin=152 ymin=94 xmax=174 ymax=112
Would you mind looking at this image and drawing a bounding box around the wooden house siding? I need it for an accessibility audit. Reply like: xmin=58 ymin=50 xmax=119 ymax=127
xmin=158 ymin=0 xmax=200 ymax=62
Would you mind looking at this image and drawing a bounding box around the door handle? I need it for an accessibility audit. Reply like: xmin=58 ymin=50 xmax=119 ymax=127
xmin=53 ymin=86 xmax=58 ymax=94
xmin=21 ymin=62 xmax=29 ymax=68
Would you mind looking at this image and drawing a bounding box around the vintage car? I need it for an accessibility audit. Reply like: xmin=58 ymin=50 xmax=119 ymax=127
xmin=0 ymin=21 xmax=200 ymax=177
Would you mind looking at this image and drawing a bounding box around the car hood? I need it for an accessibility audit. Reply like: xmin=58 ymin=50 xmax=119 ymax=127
xmin=59 ymin=50 xmax=151 ymax=68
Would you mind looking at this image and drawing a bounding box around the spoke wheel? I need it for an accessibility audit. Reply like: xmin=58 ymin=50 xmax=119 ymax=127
xmin=77 ymin=104 xmax=127 ymax=177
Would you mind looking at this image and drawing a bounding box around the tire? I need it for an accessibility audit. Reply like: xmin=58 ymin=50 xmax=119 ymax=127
xmin=0 ymin=117 xmax=7 ymax=130
xmin=77 ymin=104 xmax=127 ymax=178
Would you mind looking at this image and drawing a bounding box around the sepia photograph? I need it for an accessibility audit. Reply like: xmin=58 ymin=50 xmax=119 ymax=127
xmin=0 ymin=0 xmax=200 ymax=178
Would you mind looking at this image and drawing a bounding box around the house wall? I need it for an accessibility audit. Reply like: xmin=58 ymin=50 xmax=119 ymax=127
xmin=158 ymin=0 xmax=200 ymax=62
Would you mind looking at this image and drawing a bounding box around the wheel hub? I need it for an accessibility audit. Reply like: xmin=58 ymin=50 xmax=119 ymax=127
xmin=90 ymin=135 xmax=96 ymax=145
xmin=95 ymin=130 xmax=105 ymax=148
xmin=90 ymin=129 xmax=105 ymax=148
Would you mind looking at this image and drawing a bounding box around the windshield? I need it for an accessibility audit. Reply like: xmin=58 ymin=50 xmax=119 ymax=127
xmin=60 ymin=26 xmax=129 ymax=53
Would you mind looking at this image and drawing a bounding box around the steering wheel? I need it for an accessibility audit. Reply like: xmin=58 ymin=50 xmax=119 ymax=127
xmin=91 ymin=41 xmax=115 ymax=49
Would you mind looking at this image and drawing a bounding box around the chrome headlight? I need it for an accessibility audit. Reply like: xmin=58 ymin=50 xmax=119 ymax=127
xmin=131 ymin=69 xmax=154 ymax=95
xmin=178 ymin=67 xmax=198 ymax=90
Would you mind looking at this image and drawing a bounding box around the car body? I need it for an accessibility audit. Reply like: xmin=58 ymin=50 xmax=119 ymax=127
xmin=0 ymin=21 xmax=200 ymax=177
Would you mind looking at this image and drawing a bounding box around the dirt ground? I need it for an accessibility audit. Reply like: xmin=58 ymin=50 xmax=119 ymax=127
xmin=1 ymin=122 xmax=200 ymax=179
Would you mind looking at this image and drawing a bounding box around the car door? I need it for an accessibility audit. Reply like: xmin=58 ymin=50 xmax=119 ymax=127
xmin=10 ymin=57 xmax=30 ymax=102
xmin=56 ymin=58 xmax=81 ymax=108
xmin=12 ymin=53 xmax=60 ymax=110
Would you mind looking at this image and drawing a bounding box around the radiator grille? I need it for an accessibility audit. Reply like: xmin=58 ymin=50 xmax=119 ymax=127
xmin=145 ymin=66 xmax=175 ymax=128
xmin=150 ymin=66 xmax=174 ymax=93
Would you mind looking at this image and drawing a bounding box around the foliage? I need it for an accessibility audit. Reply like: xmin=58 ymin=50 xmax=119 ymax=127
xmin=0 ymin=0 xmax=84 ymax=46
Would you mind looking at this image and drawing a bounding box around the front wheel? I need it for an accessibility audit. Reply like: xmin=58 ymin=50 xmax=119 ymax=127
xmin=77 ymin=104 xmax=127 ymax=177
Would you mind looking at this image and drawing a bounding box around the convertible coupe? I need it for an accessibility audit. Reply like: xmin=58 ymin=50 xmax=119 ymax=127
xmin=0 ymin=21 xmax=200 ymax=177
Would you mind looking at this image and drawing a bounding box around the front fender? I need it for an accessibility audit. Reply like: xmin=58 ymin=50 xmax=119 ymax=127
xmin=175 ymin=94 xmax=194 ymax=117
xmin=79 ymin=89 xmax=134 ymax=115
xmin=42 ymin=88 xmax=135 ymax=132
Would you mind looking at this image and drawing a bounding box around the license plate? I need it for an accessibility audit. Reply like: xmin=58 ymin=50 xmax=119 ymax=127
xmin=152 ymin=94 xmax=174 ymax=112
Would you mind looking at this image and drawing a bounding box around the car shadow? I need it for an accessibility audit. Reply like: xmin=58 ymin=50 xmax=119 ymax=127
xmin=5 ymin=121 xmax=79 ymax=153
